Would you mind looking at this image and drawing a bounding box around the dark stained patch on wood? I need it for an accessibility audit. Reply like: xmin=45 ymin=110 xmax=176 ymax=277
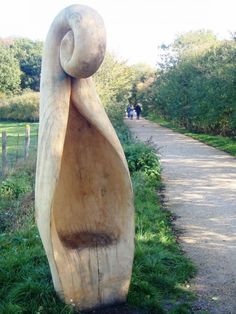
xmin=59 ymin=231 xmax=118 ymax=249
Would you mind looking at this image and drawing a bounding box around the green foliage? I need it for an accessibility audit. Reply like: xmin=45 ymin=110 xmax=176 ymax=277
xmin=0 ymin=44 xmax=21 ymax=94
xmin=128 ymin=63 xmax=155 ymax=106
xmin=95 ymin=52 xmax=133 ymax=105
xmin=140 ymin=31 xmax=236 ymax=136
xmin=0 ymin=156 xmax=75 ymax=313
xmin=11 ymin=38 xmax=43 ymax=91
xmin=0 ymin=162 xmax=35 ymax=233
xmin=0 ymin=173 xmax=32 ymax=199
xmin=94 ymin=52 xmax=134 ymax=116
xmin=131 ymin=63 xmax=155 ymax=83
xmin=112 ymin=119 xmax=133 ymax=145
xmin=124 ymin=143 xmax=160 ymax=184
xmin=0 ymin=92 xmax=39 ymax=122
xmin=149 ymin=114 xmax=236 ymax=157
xmin=173 ymin=30 xmax=217 ymax=53
xmin=0 ymin=38 xmax=42 ymax=93
xmin=95 ymin=56 xmax=154 ymax=123
xmin=0 ymin=227 xmax=74 ymax=314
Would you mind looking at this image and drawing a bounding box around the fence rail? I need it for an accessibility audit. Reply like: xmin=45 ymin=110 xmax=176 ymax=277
xmin=0 ymin=124 xmax=38 ymax=178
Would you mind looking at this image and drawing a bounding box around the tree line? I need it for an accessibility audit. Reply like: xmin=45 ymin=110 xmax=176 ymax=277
xmin=4 ymin=30 xmax=234 ymax=132
xmin=0 ymin=37 xmax=153 ymax=122
xmin=139 ymin=30 xmax=236 ymax=136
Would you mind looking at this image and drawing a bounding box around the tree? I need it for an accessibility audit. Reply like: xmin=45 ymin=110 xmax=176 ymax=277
xmin=94 ymin=53 xmax=134 ymax=118
xmin=129 ymin=63 xmax=155 ymax=105
xmin=138 ymin=31 xmax=236 ymax=136
xmin=11 ymin=38 xmax=43 ymax=91
xmin=173 ymin=30 xmax=217 ymax=54
xmin=0 ymin=43 xmax=21 ymax=94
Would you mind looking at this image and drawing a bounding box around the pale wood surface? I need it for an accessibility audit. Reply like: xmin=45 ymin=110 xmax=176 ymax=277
xmin=35 ymin=5 xmax=134 ymax=311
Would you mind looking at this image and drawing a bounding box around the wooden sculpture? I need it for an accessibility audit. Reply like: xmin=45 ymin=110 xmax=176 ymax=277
xmin=35 ymin=4 xmax=134 ymax=311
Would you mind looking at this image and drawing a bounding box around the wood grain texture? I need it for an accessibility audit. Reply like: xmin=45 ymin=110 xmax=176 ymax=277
xmin=35 ymin=4 xmax=134 ymax=311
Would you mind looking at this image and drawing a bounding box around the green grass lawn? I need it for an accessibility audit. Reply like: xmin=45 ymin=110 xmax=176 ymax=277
xmin=0 ymin=122 xmax=39 ymax=173
xmin=147 ymin=114 xmax=236 ymax=157
xmin=0 ymin=120 xmax=196 ymax=313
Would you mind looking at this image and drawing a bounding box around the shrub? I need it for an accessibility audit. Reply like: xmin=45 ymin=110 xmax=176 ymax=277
xmin=124 ymin=143 xmax=161 ymax=184
xmin=112 ymin=118 xmax=161 ymax=184
xmin=140 ymin=34 xmax=236 ymax=137
xmin=112 ymin=118 xmax=133 ymax=145
xmin=0 ymin=172 xmax=32 ymax=200
xmin=0 ymin=92 xmax=39 ymax=122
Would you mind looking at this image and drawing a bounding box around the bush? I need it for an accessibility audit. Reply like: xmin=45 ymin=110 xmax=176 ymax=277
xmin=112 ymin=119 xmax=161 ymax=184
xmin=0 ymin=176 xmax=31 ymax=200
xmin=112 ymin=117 xmax=133 ymax=145
xmin=140 ymin=34 xmax=236 ymax=136
xmin=124 ymin=143 xmax=161 ymax=184
xmin=0 ymin=92 xmax=39 ymax=122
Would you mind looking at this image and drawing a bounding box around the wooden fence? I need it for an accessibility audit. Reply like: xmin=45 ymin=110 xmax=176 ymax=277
xmin=1 ymin=125 xmax=38 ymax=177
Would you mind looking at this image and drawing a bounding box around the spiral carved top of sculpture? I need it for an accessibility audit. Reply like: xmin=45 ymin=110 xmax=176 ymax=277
xmin=35 ymin=4 xmax=134 ymax=311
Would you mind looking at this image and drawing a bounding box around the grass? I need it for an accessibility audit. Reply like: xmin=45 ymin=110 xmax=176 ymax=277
xmin=0 ymin=122 xmax=38 ymax=173
xmin=0 ymin=162 xmax=75 ymax=314
xmin=129 ymin=171 xmax=196 ymax=313
xmin=0 ymin=120 xmax=196 ymax=313
xmin=147 ymin=114 xmax=236 ymax=157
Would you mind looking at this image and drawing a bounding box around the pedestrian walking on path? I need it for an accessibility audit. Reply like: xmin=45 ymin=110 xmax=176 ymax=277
xmin=135 ymin=104 xmax=142 ymax=120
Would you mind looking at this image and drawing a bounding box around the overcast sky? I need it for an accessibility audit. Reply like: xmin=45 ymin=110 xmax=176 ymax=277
xmin=0 ymin=0 xmax=235 ymax=66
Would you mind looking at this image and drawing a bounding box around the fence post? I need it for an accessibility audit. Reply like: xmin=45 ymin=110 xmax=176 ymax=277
xmin=2 ymin=131 xmax=7 ymax=177
xmin=15 ymin=133 xmax=20 ymax=165
xmin=24 ymin=125 xmax=30 ymax=160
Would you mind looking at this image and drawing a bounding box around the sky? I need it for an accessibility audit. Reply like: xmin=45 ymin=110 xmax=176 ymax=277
xmin=0 ymin=0 xmax=235 ymax=66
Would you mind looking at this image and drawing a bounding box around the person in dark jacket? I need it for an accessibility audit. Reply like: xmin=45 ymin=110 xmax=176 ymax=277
xmin=127 ymin=105 xmax=131 ymax=118
xmin=135 ymin=104 xmax=142 ymax=119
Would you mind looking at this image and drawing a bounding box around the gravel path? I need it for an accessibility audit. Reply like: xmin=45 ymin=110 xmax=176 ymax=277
xmin=126 ymin=118 xmax=236 ymax=314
